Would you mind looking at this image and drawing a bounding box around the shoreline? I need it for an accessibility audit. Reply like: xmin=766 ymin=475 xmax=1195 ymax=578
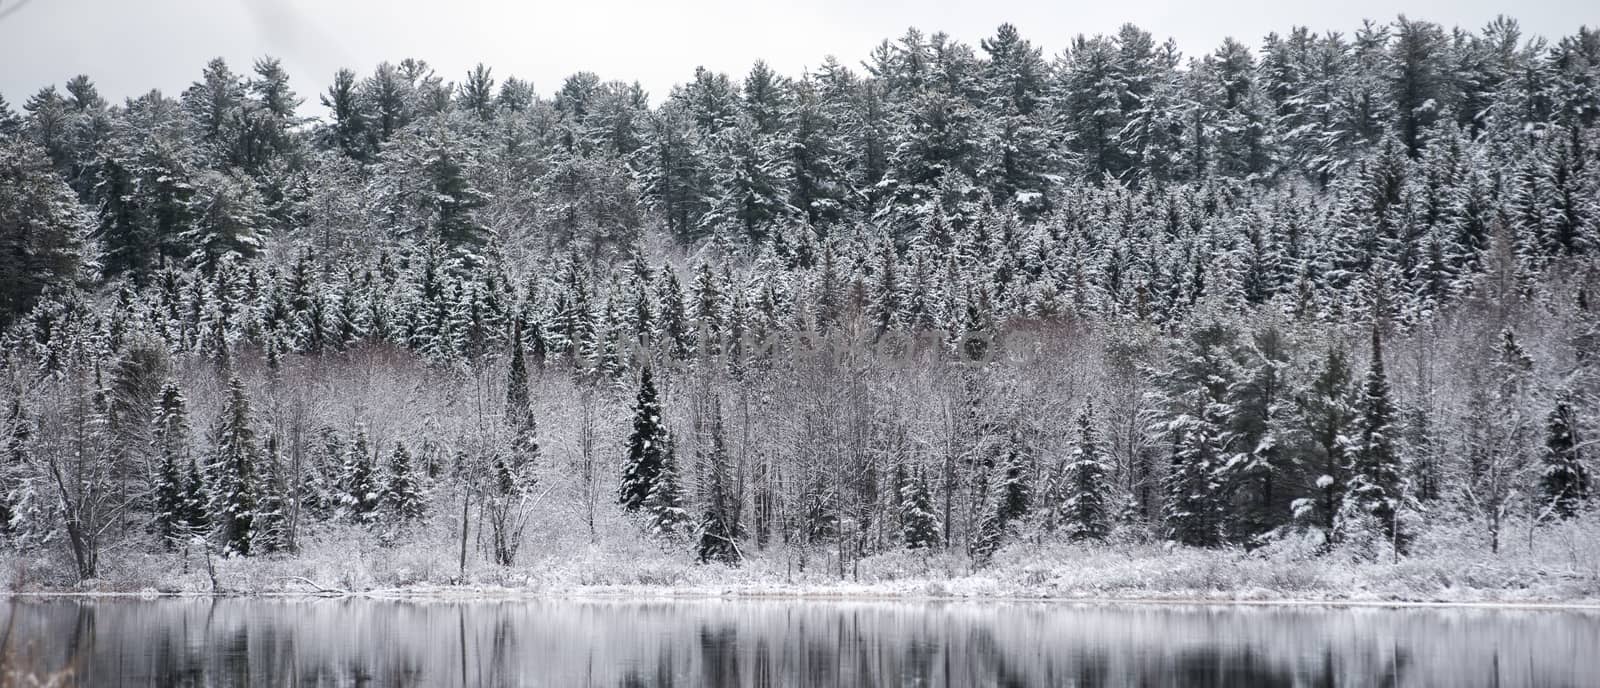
xmin=6 ymin=586 xmax=1600 ymax=611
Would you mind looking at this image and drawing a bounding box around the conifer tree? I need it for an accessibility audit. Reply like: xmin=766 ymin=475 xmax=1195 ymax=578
xmin=1158 ymin=319 xmax=1237 ymax=547
xmin=253 ymin=437 xmax=290 ymax=553
xmin=1539 ymin=391 xmax=1590 ymax=520
xmin=1341 ymin=327 xmax=1406 ymax=544
xmin=340 ymin=429 xmax=381 ymax=524
xmin=506 ymin=319 xmax=530 ymax=416
xmin=620 ymin=367 xmax=670 ymax=512
xmin=696 ymin=412 xmax=741 ymax=564
xmin=644 ymin=434 xmax=691 ymax=537
xmin=384 ymin=442 xmax=427 ymax=521
xmin=0 ymin=93 xmax=21 ymax=139
xmin=0 ymin=138 xmax=86 ymax=329
xmin=185 ymin=169 xmax=268 ymax=269
xmin=504 ymin=406 xmax=540 ymax=491
xmin=151 ymin=381 xmax=191 ymax=547
xmin=211 ymin=374 xmax=259 ymax=556
xmin=691 ymin=261 xmax=724 ymax=357
xmin=1059 ymin=402 xmax=1111 ymax=542
xmin=153 ymin=435 xmax=187 ymax=548
xmin=319 ymin=68 xmax=375 ymax=162
xmin=182 ymin=457 xmax=209 ymax=535
xmin=971 ymin=443 xmax=1031 ymax=566
xmin=899 ymin=468 xmax=942 ymax=550
xmin=1164 ymin=415 xmax=1225 ymax=547
xmin=1299 ymin=347 xmax=1357 ymax=539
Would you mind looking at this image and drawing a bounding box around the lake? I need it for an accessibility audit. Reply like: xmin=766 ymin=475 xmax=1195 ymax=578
xmin=1 ymin=597 xmax=1596 ymax=687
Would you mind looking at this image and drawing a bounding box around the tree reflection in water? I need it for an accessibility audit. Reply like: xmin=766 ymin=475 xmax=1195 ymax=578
xmin=0 ymin=598 xmax=1591 ymax=687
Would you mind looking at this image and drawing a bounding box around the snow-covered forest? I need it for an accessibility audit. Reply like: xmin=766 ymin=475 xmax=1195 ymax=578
xmin=0 ymin=16 xmax=1596 ymax=595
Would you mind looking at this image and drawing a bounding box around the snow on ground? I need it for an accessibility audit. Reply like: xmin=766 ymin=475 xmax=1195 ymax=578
xmin=6 ymin=515 xmax=1599 ymax=607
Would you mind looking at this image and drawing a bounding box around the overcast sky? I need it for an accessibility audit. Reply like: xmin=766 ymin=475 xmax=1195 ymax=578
xmin=2 ymin=0 xmax=1595 ymax=118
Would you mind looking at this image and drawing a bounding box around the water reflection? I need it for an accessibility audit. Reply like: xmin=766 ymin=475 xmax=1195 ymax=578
xmin=1 ymin=597 xmax=1595 ymax=687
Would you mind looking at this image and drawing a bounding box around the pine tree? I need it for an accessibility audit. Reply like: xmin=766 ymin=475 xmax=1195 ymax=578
xmin=1059 ymin=402 xmax=1111 ymax=542
xmin=1158 ymin=319 xmax=1237 ymax=547
xmin=696 ymin=411 xmax=741 ymax=565
xmin=980 ymin=23 xmax=1056 ymax=213
xmin=643 ymin=433 xmax=691 ymax=537
xmin=506 ymin=318 xmax=530 ymax=415
xmin=620 ymin=366 xmax=670 ymax=512
xmin=1057 ymin=34 xmax=1131 ymax=181
xmin=1164 ymin=414 xmax=1226 ymax=547
xmin=0 ymin=93 xmax=21 ymax=139
xmin=153 ymin=434 xmax=187 ymax=548
xmin=899 ymin=467 xmax=942 ymax=550
xmin=211 ymin=374 xmax=258 ymax=556
xmin=637 ymin=100 xmax=712 ymax=243
xmin=1341 ymin=327 xmax=1406 ymax=544
xmin=184 ymin=169 xmax=268 ymax=269
xmin=253 ymin=437 xmax=290 ymax=554
xmin=1221 ymin=323 xmax=1297 ymax=543
xmin=384 ymin=442 xmax=427 ymax=521
xmin=319 ymin=68 xmax=375 ymax=162
xmin=340 ymin=429 xmax=381 ymax=524
xmin=690 ymin=261 xmax=724 ymax=357
xmin=701 ymin=112 xmax=793 ymax=245
xmin=1538 ymin=391 xmax=1590 ymax=520
xmin=151 ymin=381 xmax=191 ymax=547
xmin=504 ymin=407 xmax=540 ymax=492
xmin=1298 ymin=347 xmax=1357 ymax=539
xmin=0 ymin=138 xmax=86 ymax=330
xmin=971 ymin=443 xmax=1031 ymax=567
xmin=182 ymin=457 xmax=209 ymax=536
xmin=372 ymin=117 xmax=490 ymax=260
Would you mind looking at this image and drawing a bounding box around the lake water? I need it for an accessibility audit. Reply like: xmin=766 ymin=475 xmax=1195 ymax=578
xmin=1 ymin=597 xmax=1596 ymax=687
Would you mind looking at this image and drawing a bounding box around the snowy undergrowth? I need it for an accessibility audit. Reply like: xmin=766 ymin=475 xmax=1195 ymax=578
xmin=6 ymin=515 xmax=1598 ymax=605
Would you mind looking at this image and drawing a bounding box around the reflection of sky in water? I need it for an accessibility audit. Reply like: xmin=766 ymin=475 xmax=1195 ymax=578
xmin=3 ymin=599 xmax=1597 ymax=687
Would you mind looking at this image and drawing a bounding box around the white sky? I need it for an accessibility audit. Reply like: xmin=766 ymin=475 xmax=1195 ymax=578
xmin=2 ymin=0 xmax=1596 ymax=117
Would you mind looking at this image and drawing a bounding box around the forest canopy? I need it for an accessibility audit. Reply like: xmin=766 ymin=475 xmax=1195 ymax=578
xmin=0 ymin=16 xmax=1595 ymax=588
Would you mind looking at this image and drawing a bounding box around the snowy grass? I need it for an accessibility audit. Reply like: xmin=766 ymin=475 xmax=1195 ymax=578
xmin=6 ymin=514 xmax=1599 ymax=606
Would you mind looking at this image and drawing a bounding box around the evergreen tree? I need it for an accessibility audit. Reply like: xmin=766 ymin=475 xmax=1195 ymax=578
xmin=485 ymin=409 xmax=538 ymax=565
xmin=319 ymin=68 xmax=375 ymax=162
xmin=253 ymin=437 xmax=291 ymax=554
xmin=503 ymin=406 xmax=540 ymax=492
xmin=184 ymin=169 xmax=267 ymax=269
xmin=899 ymin=468 xmax=942 ymax=550
xmin=0 ymin=93 xmax=21 ymax=139
xmin=506 ymin=318 xmax=530 ymax=415
xmin=151 ymin=381 xmax=191 ymax=547
xmin=620 ymin=366 xmax=669 ymax=511
xmin=643 ymin=433 xmax=691 ymax=537
xmin=1221 ymin=323 xmax=1297 ymax=543
xmin=372 ymin=117 xmax=490 ymax=259
xmin=1538 ymin=391 xmax=1590 ymax=520
xmin=340 ymin=429 xmax=381 ymax=524
xmin=1059 ymin=402 xmax=1111 ymax=542
xmin=696 ymin=411 xmax=741 ymax=564
xmin=1164 ymin=413 xmax=1226 ymax=547
xmin=152 ymin=432 xmax=187 ymax=548
xmin=637 ymin=100 xmax=712 ymax=243
xmin=182 ymin=457 xmax=209 ymax=536
xmin=1157 ymin=319 xmax=1238 ymax=547
xmin=1298 ymin=347 xmax=1357 ymax=539
xmin=1341 ymin=327 xmax=1406 ymax=544
xmin=971 ymin=442 xmax=1030 ymax=566
xmin=0 ymin=138 xmax=86 ymax=329
xmin=384 ymin=442 xmax=427 ymax=521
xmin=211 ymin=374 xmax=259 ymax=556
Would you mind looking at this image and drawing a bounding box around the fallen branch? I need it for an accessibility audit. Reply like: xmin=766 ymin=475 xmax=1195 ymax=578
xmin=279 ymin=576 xmax=350 ymax=596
